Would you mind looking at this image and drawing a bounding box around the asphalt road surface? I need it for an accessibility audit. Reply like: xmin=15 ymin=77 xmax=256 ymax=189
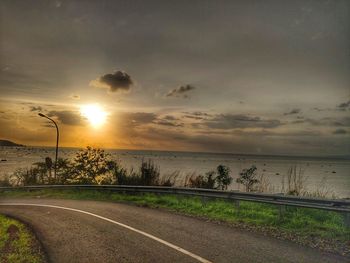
xmin=0 ymin=198 xmax=347 ymax=263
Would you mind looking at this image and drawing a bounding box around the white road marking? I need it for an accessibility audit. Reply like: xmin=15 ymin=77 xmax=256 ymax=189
xmin=0 ymin=203 xmax=212 ymax=263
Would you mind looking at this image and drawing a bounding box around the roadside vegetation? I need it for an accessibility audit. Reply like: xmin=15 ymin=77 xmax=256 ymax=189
xmin=0 ymin=146 xmax=337 ymax=199
xmin=0 ymin=147 xmax=348 ymax=255
xmin=1 ymin=189 xmax=349 ymax=256
xmin=1 ymin=146 xmax=233 ymax=191
xmin=0 ymin=214 xmax=46 ymax=263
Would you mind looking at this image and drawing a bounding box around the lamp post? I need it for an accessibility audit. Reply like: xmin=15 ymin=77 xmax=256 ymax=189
xmin=38 ymin=113 xmax=59 ymax=182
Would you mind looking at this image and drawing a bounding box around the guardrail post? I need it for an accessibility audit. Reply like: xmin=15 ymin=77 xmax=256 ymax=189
xmin=344 ymin=212 xmax=350 ymax=228
xmin=201 ymin=196 xmax=209 ymax=205
xmin=278 ymin=205 xmax=286 ymax=219
xmin=233 ymin=199 xmax=240 ymax=212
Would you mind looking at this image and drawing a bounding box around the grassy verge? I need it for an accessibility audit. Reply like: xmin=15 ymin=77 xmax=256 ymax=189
xmin=0 ymin=214 xmax=46 ymax=263
xmin=1 ymin=189 xmax=350 ymax=255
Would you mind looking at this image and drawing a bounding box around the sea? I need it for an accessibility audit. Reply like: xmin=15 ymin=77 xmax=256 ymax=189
xmin=0 ymin=146 xmax=349 ymax=198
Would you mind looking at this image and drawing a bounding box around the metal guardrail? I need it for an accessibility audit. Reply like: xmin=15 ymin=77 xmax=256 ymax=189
xmin=1 ymin=185 xmax=350 ymax=213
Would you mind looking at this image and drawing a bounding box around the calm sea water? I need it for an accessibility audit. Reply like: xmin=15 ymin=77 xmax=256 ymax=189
xmin=0 ymin=146 xmax=349 ymax=198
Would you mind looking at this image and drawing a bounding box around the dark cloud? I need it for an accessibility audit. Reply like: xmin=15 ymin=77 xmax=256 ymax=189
xmin=182 ymin=111 xmax=212 ymax=120
xmin=154 ymin=120 xmax=184 ymax=127
xmin=29 ymin=106 xmax=43 ymax=112
xmin=69 ymin=94 xmax=80 ymax=100
xmin=190 ymin=111 xmax=211 ymax=116
xmin=42 ymin=123 xmax=55 ymax=128
xmin=163 ymin=115 xmax=178 ymax=121
xmin=312 ymin=101 xmax=350 ymax=113
xmin=198 ymin=129 xmax=320 ymax=137
xmin=153 ymin=115 xmax=183 ymax=127
xmin=337 ymin=100 xmax=350 ymax=111
xmin=295 ymin=117 xmax=350 ymax=127
xmin=184 ymin=115 xmax=206 ymax=120
xmin=92 ymin=71 xmax=133 ymax=92
xmin=291 ymin=120 xmax=305 ymax=124
xmin=333 ymin=128 xmax=347 ymax=135
xmin=118 ymin=112 xmax=157 ymax=126
xmin=47 ymin=110 xmax=82 ymax=126
xmin=166 ymin=84 xmax=195 ymax=98
xmin=284 ymin=108 xmax=301 ymax=115
xmin=116 ymin=112 xmax=185 ymax=130
xmin=203 ymin=114 xmax=282 ymax=129
xmin=332 ymin=117 xmax=350 ymax=127
xmin=312 ymin=107 xmax=329 ymax=112
xmin=134 ymin=126 xmax=343 ymax=156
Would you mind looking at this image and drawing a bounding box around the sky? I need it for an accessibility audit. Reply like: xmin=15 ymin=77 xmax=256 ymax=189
xmin=0 ymin=0 xmax=349 ymax=156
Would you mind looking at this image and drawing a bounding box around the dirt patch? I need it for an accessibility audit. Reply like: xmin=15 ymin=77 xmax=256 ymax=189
xmin=7 ymin=224 xmax=20 ymax=240
xmin=1 ymin=224 xmax=20 ymax=261
xmin=0 ymin=217 xmax=47 ymax=263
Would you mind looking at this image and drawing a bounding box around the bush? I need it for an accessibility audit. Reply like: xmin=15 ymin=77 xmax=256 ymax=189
xmin=54 ymin=158 xmax=73 ymax=184
xmin=216 ymin=165 xmax=232 ymax=190
xmin=281 ymin=165 xmax=307 ymax=196
xmin=188 ymin=171 xmax=217 ymax=189
xmin=140 ymin=159 xmax=160 ymax=186
xmin=70 ymin=146 xmax=116 ymax=185
xmin=114 ymin=166 xmax=141 ymax=185
xmin=159 ymin=171 xmax=179 ymax=187
xmin=113 ymin=159 xmax=163 ymax=186
xmin=236 ymin=165 xmax=259 ymax=192
xmin=187 ymin=165 xmax=232 ymax=190
xmin=11 ymin=168 xmax=42 ymax=186
xmin=0 ymin=175 xmax=11 ymax=187
xmin=7 ymin=147 xmax=232 ymax=190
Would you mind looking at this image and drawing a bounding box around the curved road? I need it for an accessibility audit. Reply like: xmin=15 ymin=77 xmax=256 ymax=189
xmin=0 ymin=198 xmax=347 ymax=263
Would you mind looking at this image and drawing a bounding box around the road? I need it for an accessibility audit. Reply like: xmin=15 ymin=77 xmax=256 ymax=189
xmin=0 ymin=198 xmax=347 ymax=263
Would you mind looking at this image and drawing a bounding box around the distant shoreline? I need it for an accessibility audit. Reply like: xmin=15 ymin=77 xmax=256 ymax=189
xmin=0 ymin=140 xmax=25 ymax=147
xmin=2 ymin=144 xmax=349 ymax=161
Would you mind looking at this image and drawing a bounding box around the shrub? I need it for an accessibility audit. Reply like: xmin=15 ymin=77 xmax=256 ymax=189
xmin=140 ymin=159 xmax=160 ymax=186
xmin=11 ymin=168 xmax=42 ymax=186
xmin=55 ymin=158 xmax=73 ymax=184
xmin=114 ymin=166 xmax=141 ymax=185
xmin=188 ymin=171 xmax=217 ymax=189
xmin=70 ymin=146 xmax=116 ymax=184
xmin=159 ymin=171 xmax=179 ymax=187
xmin=10 ymin=157 xmax=72 ymax=186
xmin=284 ymin=165 xmax=307 ymax=196
xmin=216 ymin=165 xmax=232 ymax=190
xmin=113 ymin=159 xmax=168 ymax=186
xmin=0 ymin=175 xmax=11 ymax=187
xmin=236 ymin=165 xmax=259 ymax=192
xmin=187 ymin=165 xmax=232 ymax=190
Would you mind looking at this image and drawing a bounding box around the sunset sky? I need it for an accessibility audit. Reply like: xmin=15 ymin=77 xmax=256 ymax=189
xmin=0 ymin=0 xmax=349 ymax=156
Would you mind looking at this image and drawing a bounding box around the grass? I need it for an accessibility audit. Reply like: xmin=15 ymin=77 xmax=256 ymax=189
xmin=2 ymin=189 xmax=349 ymax=243
xmin=0 ymin=214 xmax=45 ymax=263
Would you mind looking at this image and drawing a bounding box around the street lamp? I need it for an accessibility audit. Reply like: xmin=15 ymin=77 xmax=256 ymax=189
xmin=38 ymin=113 xmax=59 ymax=182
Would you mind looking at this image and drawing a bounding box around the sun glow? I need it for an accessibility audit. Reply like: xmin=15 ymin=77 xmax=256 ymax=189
xmin=80 ymin=104 xmax=107 ymax=128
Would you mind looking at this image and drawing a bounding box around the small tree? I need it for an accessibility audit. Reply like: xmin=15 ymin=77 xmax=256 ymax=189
xmin=216 ymin=165 xmax=232 ymax=190
xmin=71 ymin=146 xmax=115 ymax=184
xmin=236 ymin=165 xmax=259 ymax=192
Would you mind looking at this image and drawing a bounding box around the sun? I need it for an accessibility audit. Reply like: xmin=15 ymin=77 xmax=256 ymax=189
xmin=80 ymin=104 xmax=107 ymax=128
